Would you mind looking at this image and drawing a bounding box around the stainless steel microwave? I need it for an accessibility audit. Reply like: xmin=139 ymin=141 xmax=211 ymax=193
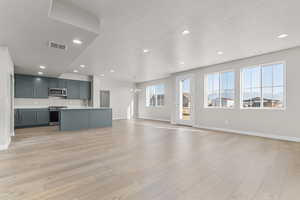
xmin=48 ymin=88 xmax=67 ymax=97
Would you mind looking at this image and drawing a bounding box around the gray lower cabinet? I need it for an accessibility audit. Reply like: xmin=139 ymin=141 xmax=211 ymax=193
xmin=36 ymin=110 xmax=50 ymax=125
xmin=15 ymin=109 xmax=49 ymax=128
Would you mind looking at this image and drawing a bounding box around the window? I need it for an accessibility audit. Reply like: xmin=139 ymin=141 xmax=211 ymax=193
xmin=205 ymin=71 xmax=235 ymax=108
xmin=241 ymin=62 xmax=285 ymax=109
xmin=146 ymin=84 xmax=165 ymax=107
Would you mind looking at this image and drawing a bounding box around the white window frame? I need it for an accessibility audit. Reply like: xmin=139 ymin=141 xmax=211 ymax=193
xmin=146 ymin=84 xmax=165 ymax=107
xmin=204 ymin=69 xmax=235 ymax=109
xmin=240 ymin=61 xmax=286 ymax=110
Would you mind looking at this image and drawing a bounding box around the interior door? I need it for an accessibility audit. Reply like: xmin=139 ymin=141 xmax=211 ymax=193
xmin=175 ymin=74 xmax=195 ymax=126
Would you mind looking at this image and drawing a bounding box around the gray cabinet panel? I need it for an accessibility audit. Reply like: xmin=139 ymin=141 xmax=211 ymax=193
xmin=48 ymin=78 xmax=59 ymax=88
xmin=14 ymin=109 xmax=22 ymax=127
xmin=80 ymin=81 xmax=91 ymax=100
xmin=36 ymin=109 xmax=50 ymax=125
xmin=89 ymin=109 xmax=112 ymax=128
xmin=15 ymin=109 xmax=49 ymax=128
xmin=60 ymin=110 xmax=90 ymax=131
xmin=67 ymin=80 xmax=80 ymax=99
xmin=15 ymin=75 xmax=34 ymax=98
xmin=33 ymin=77 xmax=48 ymax=98
xmin=60 ymin=109 xmax=112 ymax=131
xmin=58 ymin=79 xmax=67 ymax=88
xmin=20 ymin=110 xmax=37 ymax=127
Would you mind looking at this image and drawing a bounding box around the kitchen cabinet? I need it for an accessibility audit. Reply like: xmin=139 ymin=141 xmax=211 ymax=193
xmin=67 ymin=80 xmax=80 ymax=99
xmin=58 ymin=79 xmax=67 ymax=88
xmin=48 ymin=78 xmax=59 ymax=88
xmin=80 ymin=81 xmax=91 ymax=100
xmin=15 ymin=74 xmax=91 ymax=100
xmin=36 ymin=109 xmax=50 ymax=125
xmin=15 ymin=75 xmax=34 ymax=98
xmin=33 ymin=77 xmax=48 ymax=98
xmin=15 ymin=75 xmax=48 ymax=98
xmin=15 ymin=109 xmax=49 ymax=128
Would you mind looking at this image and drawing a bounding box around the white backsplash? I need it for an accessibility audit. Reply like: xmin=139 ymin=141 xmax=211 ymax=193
xmin=15 ymin=97 xmax=89 ymax=108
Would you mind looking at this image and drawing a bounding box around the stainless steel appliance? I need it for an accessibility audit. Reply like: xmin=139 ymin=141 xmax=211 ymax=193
xmin=48 ymin=88 xmax=67 ymax=97
xmin=49 ymin=106 xmax=67 ymax=126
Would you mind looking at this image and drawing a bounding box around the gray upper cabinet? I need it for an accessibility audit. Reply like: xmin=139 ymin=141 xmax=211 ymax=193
xmin=15 ymin=74 xmax=48 ymax=98
xmin=67 ymin=80 xmax=80 ymax=99
xmin=33 ymin=77 xmax=48 ymax=98
xmin=80 ymin=81 xmax=91 ymax=100
xmin=15 ymin=75 xmax=34 ymax=98
xmin=15 ymin=74 xmax=91 ymax=100
xmin=48 ymin=78 xmax=59 ymax=88
xmin=58 ymin=79 xmax=67 ymax=89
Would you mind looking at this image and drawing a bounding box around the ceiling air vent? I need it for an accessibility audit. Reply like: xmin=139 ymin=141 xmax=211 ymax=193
xmin=48 ymin=41 xmax=68 ymax=51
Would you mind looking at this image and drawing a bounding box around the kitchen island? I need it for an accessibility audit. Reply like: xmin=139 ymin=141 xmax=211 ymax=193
xmin=59 ymin=108 xmax=112 ymax=131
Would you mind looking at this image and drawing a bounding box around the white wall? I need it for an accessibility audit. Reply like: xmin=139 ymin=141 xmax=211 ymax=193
xmin=93 ymin=76 xmax=135 ymax=120
xmin=137 ymin=47 xmax=300 ymax=141
xmin=0 ymin=47 xmax=14 ymax=150
xmin=136 ymin=77 xmax=173 ymax=122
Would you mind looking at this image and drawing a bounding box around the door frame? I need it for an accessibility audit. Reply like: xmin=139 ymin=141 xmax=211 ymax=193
xmin=175 ymin=74 xmax=195 ymax=126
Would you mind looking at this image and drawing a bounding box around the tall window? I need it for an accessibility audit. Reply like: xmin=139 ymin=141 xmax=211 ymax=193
xmin=241 ymin=62 xmax=285 ymax=109
xmin=146 ymin=84 xmax=165 ymax=107
xmin=205 ymin=71 xmax=235 ymax=108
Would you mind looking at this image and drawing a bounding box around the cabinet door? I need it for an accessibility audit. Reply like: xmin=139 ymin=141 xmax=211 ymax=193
xmin=58 ymin=79 xmax=67 ymax=88
xmin=19 ymin=110 xmax=37 ymax=127
xmin=36 ymin=110 xmax=49 ymax=125
xmin=15 ymin=75 xmax=34 ymax=98
xmin=48 ymin=78 xmax=59 ymax=88
xmin=14 ymin=109 xmax=22 ymax=127
xmin=33 ymin=77 xmax=48 ymax=98
xmin=67 ymin=80 xmax=80 ymax=99
xmin=80 ymin=81 xmax=91 ymax=100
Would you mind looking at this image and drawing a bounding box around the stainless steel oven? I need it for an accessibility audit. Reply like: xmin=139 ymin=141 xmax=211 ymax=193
xmin=49 ymin=106 xmax=67 ymax=126
xmin=49 ymin=88 xmax=67 ymax=97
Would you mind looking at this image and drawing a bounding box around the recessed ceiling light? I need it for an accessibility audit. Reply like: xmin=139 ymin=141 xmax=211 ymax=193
xmin=110 ymin=69 xmax=115 ymax=73
xmin=180 ymin=61 xmax=185 ymax=65
xmin=143 ymin=49 xmax=150 ymax=53
xmin=182 ymin=30 xmax=190 ymax=35
xmin=277 ymin=34 xmax=288 ymax=39
xmin=80 ymin=65 xmax=86 ymax=68
xmin=217 ymin=51 xmax=224 ymax=55
xmin=39 ymin=65 xmax=46 ymax=69
xmin=73 ymin=69 xmax=79 ymax=73
xmin=100 ymin=74 xmax=105 ymax=77
xmin=38 ymin=71 xmax=43 ymax=75
xmin=73 ymin=39 xmax=83 ymax=44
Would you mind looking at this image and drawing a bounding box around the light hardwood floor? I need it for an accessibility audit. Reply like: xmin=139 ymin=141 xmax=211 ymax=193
xmin=1 ymin=120 xmax=300 ymax=200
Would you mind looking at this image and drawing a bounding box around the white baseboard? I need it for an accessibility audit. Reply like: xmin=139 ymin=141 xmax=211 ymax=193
xmin=137 ymin=117 xmax=171 ymax=122
xmin=0 ymin=137 xmax=11 ymax=151
xmin=193 ymin=125 xmax=300 ymax=143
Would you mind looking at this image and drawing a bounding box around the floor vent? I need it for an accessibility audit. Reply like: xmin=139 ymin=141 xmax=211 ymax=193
xmin=48 ymin=41 xmax=68 ymax=51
